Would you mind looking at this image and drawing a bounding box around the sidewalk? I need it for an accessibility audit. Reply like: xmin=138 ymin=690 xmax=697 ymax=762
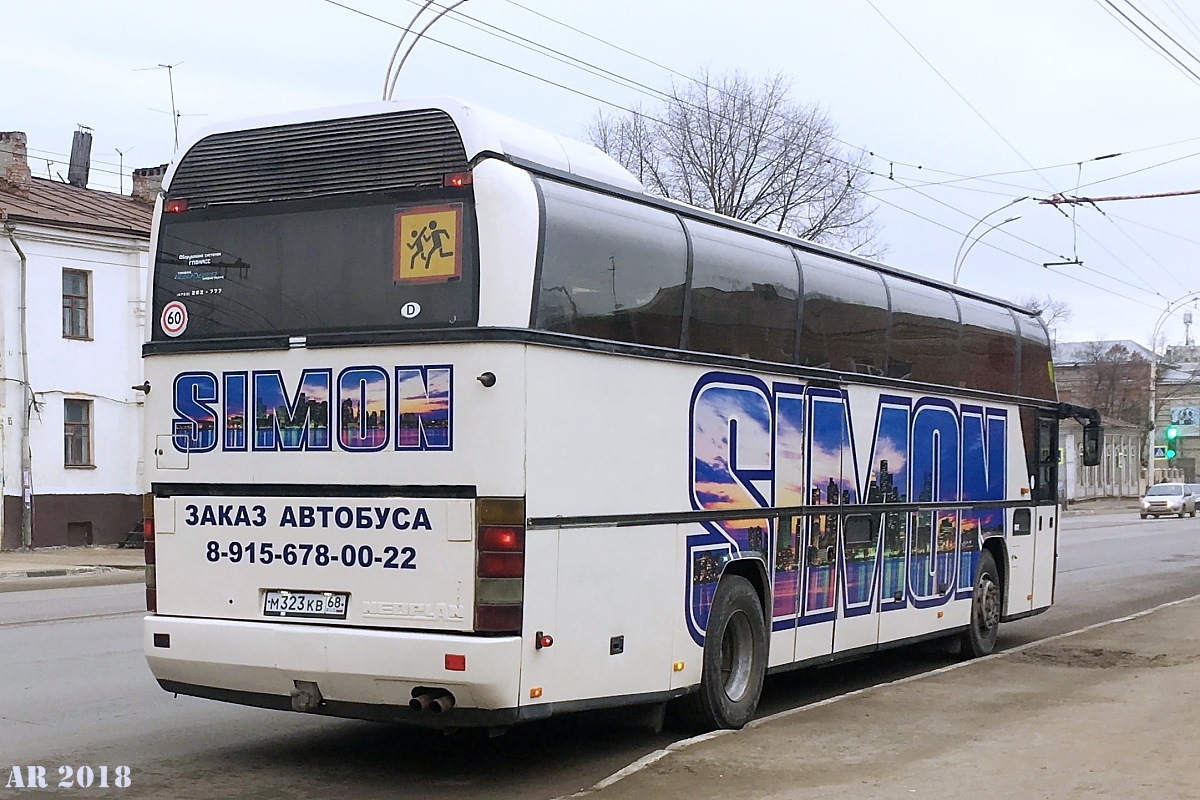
xmin=1062 ymin=495 xmax=1139 ymax=516
xmin=0 ymin=545 xmax=145 ymax=580
xmin=575 ymin=595 xmax=1200 ymax=800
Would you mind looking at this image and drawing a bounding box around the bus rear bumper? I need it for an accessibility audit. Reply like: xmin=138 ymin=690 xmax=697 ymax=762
xmin=144 ymin=615 xmax=524 ymax=726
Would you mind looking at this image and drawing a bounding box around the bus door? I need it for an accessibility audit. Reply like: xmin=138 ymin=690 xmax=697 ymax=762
xmin=1008 ymin=410 xmax=1057 ymax=616
xmin=1031 ymin=412 xmax=1059 ymax=609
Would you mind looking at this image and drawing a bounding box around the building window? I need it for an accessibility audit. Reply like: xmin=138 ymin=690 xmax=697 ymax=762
xmin=63 ymin=269 xmax=90 ymax=339
xmin=65 ymin=399 xmax=93 ymax=466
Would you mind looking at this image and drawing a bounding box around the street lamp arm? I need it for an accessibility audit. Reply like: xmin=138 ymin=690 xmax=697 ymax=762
xmin=953 ymin=215 xmax=1020 ymax=285
xmin=382 ymin=0 xmax=439 ymax=100
xmin=386 ymin=0 xmax=472 ymax=101
xmin=952 ymin=196 xmax=1028 ymax=282
xmin=1146 ymin=290 xmax=1200 ymax=486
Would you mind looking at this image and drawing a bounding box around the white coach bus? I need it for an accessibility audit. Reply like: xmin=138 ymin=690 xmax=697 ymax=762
xmin=141 ymin=98 xmax=1101 ymax=731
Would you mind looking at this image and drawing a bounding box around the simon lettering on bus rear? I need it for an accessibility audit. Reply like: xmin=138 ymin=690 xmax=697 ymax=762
xmin=687 ymin=371 xmax=1008 ymax=645
xmin=170 ymin=365 xmax=453 ymax=453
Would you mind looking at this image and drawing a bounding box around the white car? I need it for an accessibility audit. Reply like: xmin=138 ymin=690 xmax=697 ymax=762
xmin=1140 ymin=482 xmax=1197 ymax=519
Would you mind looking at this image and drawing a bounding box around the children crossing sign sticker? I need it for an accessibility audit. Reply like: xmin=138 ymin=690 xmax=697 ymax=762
xmin=394 ymin=203 xmax=463 ymax=284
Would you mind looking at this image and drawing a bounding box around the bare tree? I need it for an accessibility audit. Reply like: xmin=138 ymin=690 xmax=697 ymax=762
xmin=1070 ymin=341 xmax=1149 ymax=425
xmin=1017 ymin=294 xmax=1072 ymax=342
xmin=587 ymin=68 xmax=883 ymax=256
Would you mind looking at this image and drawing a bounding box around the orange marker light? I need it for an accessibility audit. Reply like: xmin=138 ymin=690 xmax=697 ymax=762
xmin=529 ymin=687 xmax=543 ymax=699
xmin=673 ymin=661 xmax=685 ymax=672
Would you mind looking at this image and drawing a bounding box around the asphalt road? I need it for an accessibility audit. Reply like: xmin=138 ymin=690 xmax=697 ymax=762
xmin=2 ymin=511 xmax=1197 ymax=800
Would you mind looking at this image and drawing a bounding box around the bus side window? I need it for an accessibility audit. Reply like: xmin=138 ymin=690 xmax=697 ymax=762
xmin=883 ymin=277 xmax=962 ymax=386
xmin=533 ymin=179 xmax=688 ymax=349
xmin=683 ymin=220 xmax=799 ymax=364
xmin=797 ymin=256 xmax=889 ymax=373
xmin=1017 ymin=313 xmax=1055 ymax=399
xmin=958 ymin=297 xmax=1019 ymax=395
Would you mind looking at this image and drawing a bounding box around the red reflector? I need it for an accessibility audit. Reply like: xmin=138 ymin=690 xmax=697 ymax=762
xmin=142 ymin=516 xmax=154 ymax=539
xmin=443 ymin=171 xmax=473 ymax=188
xmin=163 ymin=198 xmax=188 ymax=213
xmin=444 ymin=654 xmax=466 ymax=671
xmin=539 ymin=634 xmax=554 ymax=649
xmin=475 ymin=604 xmax=522 ymax=633
xmin=477 ymin=551 xmax=524 ymax=578
xmin=479 ymin=526 xmax=524 ymax=551
xmin=143 ymin=539 xmax=155 ymax=565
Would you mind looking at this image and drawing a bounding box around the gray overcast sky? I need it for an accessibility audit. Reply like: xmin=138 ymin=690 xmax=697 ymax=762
xmin=7 ymin=0 xmax=1200 ymax=347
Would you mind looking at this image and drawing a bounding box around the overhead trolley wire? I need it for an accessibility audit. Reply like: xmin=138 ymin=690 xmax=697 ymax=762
xmin=324 ymin=0 xmax=1173 ymax=311
xmin=1093 ymin=0 xmax=1200 ymax=87
xmin=866 ymin=190 xmax=1163 ymax=312
xmin=864 ymin=0 xmax=1062 ymax=195
xmin=862 ymin=0 xmax=1185 ymax=300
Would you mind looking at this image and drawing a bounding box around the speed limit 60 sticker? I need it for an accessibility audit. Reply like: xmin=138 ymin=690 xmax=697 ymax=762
xmin=160 ymin=301 xmax=188 ymax=337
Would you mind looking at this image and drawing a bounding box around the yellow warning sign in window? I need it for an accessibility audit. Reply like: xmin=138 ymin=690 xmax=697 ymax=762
xmin=394 ymin=203 xmax=463 ymax=283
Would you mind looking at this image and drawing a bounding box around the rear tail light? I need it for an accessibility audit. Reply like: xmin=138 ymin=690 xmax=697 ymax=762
xmin=143 ymin=494 xmax=157 ymax=612
xmin=443 ymin=171 xmax=473 ymax=188
xmin=474 ymin=498 xmax=524 ymax=633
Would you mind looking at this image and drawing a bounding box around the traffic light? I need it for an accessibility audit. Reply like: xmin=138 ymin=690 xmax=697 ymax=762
xmin=1166 ymin=426 xmax=1179 ymax=460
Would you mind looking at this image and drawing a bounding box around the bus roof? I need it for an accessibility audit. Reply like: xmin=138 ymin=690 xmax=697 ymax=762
xmin=165 ymin=97 xmax=642 ymax=195
xmin=166 ymin=98 xmax=1038 ymax=320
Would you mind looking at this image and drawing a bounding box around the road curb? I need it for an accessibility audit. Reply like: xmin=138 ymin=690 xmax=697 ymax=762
xmin=560 ymin=592 xmax=1200 ymax=800
xmin=0 ymin=565 xmax=141 ymax=581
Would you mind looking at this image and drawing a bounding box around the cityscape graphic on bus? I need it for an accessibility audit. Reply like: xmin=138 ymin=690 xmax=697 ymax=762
xmin=688 ymin=373 xmax=1006 ymax=640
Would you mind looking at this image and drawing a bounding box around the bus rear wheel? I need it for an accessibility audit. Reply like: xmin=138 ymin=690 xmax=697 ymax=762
xmin=681 ymin=575 xmax=767 ymax=731
xmin=960 ymin=550 xmax=1001 ymax=658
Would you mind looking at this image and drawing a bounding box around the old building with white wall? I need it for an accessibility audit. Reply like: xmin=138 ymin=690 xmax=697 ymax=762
xmin=0 ymin=130 xmax=161 ymax=548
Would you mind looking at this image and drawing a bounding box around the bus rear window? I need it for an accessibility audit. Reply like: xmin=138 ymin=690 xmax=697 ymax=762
xmin=151 ymin=193 xmax=478 ymax=342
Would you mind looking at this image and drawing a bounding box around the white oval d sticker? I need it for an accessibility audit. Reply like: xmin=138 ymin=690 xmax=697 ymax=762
xmin=401 ymin=301 xmax=422 ymax=319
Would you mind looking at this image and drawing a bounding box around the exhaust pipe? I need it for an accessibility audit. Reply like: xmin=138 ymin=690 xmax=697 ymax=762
xmin=291 ymin=681 xmax=323 ymax=713
xmin=409 ymin=688 xmax=456 ymax=713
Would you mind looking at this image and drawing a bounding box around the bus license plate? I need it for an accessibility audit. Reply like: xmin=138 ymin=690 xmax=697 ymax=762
xmin=263 ymin=590 xmax=349 ymax=620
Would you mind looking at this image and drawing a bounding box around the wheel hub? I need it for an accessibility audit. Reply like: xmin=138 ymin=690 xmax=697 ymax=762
xmin=978 ymin=574 xmax=1000 ymax=631
xmin=719 ymin=610 xmax=754 ymax=701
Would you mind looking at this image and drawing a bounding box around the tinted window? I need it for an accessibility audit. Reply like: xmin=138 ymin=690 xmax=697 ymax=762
xmin=884 ymin=277 xmax=961 ymax=385
xmin=798 ymin=257 xmax=889 ymax=373
xmin=534 ymin=180 xmax=687 ymax=348
xmin=958 ymin=297 xmax=1018 ymax=394
xmin=684 ymin=220 xmax=799 ymax=363
xmin=1017 ymin=312 xmax=1056 ymax=399
xmin=152 ymin=191 xmax=478 ymax=340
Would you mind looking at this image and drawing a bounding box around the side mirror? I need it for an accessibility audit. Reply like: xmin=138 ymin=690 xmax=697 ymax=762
xmin=1082 ymin=424 xmax=1102 ymax=467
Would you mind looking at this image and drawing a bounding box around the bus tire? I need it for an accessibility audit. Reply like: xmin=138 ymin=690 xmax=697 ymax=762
xmin=681 ymin=575 xmax=767 ymax=731
xmin=960 ymin=550 xmax=1001 ymax=659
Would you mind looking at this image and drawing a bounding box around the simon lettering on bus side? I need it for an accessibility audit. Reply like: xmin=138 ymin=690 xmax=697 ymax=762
xmin=686 ymin=371 xmax=1008 ymax=645
xmin=169 ymin=365 xmax=453 ymax=454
